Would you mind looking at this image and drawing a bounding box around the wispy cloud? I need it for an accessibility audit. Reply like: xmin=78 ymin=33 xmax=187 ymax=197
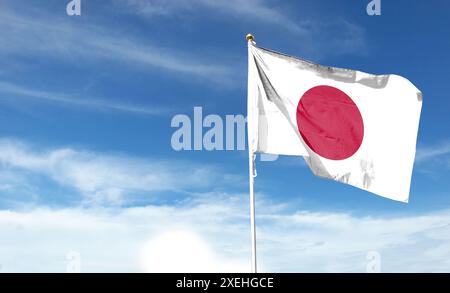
xmin=116 ymin=0 xmax=367 ymax=57
xmin=0 ymin=195 xmax=449 ymax=272
xmin=0 ymin=7 xmax=234 ymax=85
xmin=118 ymin=0 xmax=309 ymax=34
xmin=0 ymin=1 xmax=367 ymax=90
xmin=0 ymin=81 xmax=168 ymax=116
xmin=416 ymin=141 xmax=450 ymax=163
xmin=0 ymin=139 xmax=243 ymax=205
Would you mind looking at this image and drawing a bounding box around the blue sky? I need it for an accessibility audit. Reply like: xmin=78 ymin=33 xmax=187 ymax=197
xmin=0 ymin=0 xmax=450 ymax=272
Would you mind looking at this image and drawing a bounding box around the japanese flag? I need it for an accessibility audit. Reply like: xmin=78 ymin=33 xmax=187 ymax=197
xmin=247 ymin=42 xmax=423 ymax=202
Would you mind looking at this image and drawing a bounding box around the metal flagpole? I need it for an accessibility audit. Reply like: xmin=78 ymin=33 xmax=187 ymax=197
xmin=246 ymin=33 xmax=258 ymax=273
xmin=249 ymin=151 xmax=257 ymax=273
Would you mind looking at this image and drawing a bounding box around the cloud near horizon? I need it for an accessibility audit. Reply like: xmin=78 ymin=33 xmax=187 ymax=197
xmin=0 ymin=138 xmax=449 ymax=272
xmin=0 ymin=195 xmax=449 ymax=273
xmin=0 ymin=139 xmax=244 ymax=206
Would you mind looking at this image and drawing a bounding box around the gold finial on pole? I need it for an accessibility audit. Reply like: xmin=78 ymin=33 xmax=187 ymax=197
xmin=246 ymin=33 xmax=254 ymax=42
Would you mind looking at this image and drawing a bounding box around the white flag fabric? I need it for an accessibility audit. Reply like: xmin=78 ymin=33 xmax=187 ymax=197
xmin=247 ymin=41 xmax=423 ymax=202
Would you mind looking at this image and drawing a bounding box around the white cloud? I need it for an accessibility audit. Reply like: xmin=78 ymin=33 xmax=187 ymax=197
xmin=0 ymin=194 xmax=449 ymax=272
xmin=0 ymin=81 xmax=168 ymax=116
xmin=116 ymin=0 xmax=367 ymax=57
xmin=257 ymin=210 xmax=450 ymax=272
xmin=0 ymin=1 xmax=367 ymax=91
xmin=118 ymin=0 xmax=309 ymax=34
xmin=0 ymin=7 xmax=234 ymax=85
xmin=416 ymin=141 xmax=450 ymax=163
xmin=0 ymin=139 xmax=449 ymax=272
xmin=0 ymin=139 xmax=243 ymax=205
xmin=141 ymin=229 xmax=248 ymax=273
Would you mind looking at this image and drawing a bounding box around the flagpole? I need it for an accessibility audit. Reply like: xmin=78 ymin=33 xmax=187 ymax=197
xmin=249 ymin=151 xmax=257 ymax=273
xmin=246 ymin=33 xmax=258 ymax=273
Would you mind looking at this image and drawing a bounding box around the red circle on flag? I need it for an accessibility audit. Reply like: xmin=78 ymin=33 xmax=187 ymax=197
xmin=296 ymin=85 xmax=364 ymax=160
